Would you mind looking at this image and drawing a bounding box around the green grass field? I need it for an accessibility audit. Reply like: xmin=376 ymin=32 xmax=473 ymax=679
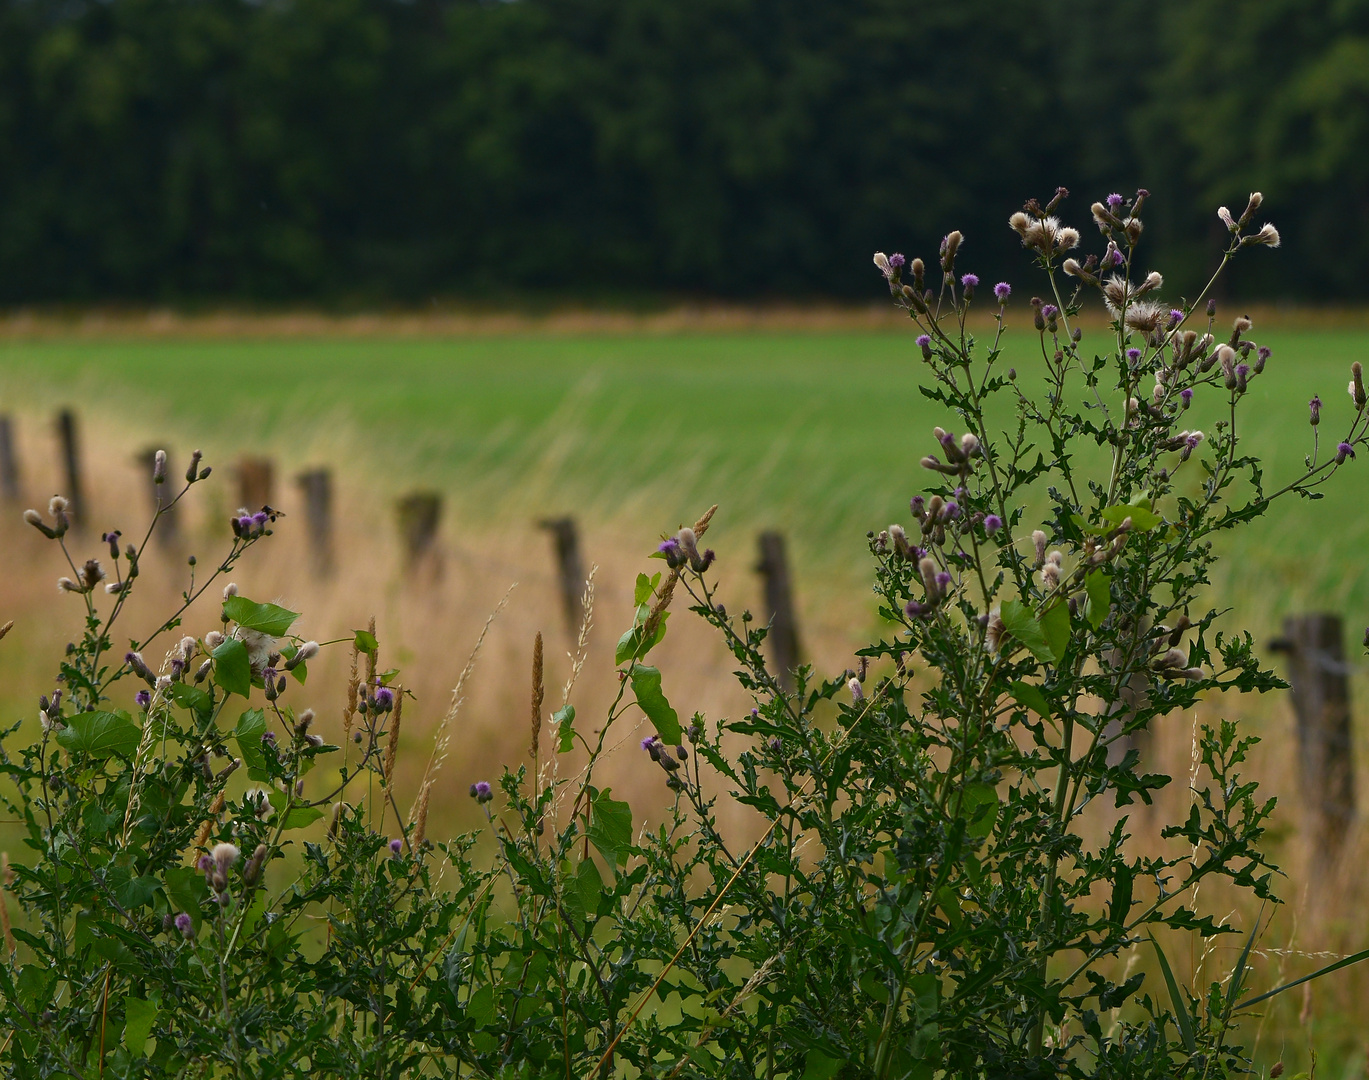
xmin=1 ymin=326 xmax=1366 ymax=627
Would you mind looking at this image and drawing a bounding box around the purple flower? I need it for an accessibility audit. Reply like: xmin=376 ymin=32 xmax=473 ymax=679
xmin=1337 ymin=441 xmax=1356 ymax=463
xmin=909 ymin=495 xmax=925 ymax=517
xmin=174 ymin=912 xmax=193 ymax=937
xmin=915 ymin=334 xmax=931 ymax=347
xmin=1258 ymin=346 xmax=1271 ymax=363
xmin=961 ymin=273 xmax=979 ymax=288
xmin=889 ymin=253 xmax=906 ymax=269
xmin=1169 ymin=309 xmax=1184 ymax=326
xmin=1109 ymin=250 xmax=1125 ymax=267
xmin=197 ymin=854 xmax=214 ymax=872
xmin=374 ymin=686 xmax=395 ymax=711
xmin=1106 ymin=193 xmax=1124 ymax=210
xmin=904 ymin=600 xmax=931 ymax=620
xmin=389 ymin=838 xmax=402 ymax=854
xmin=1041 ymin=304 xmax=1059 ymax=321
xmin=1235 ymin=363 xmax=1250 ymax=392
xmin=984 ymin=514 xmax=1003 ymax=535
xmin=767 ymin=737 xmax=783 ymax=752
xmin=1309 ymin=395 xmax=1322 ymax=425
xmin=262 ymin=730 xmax=276 ymax=744
xmin=940 ymin=501 xmax=961 ymax=522
xmin=640 ymin=736 xmax=656 ymax=751
xmin=135 ymin=689 xmax=151 ymax=709
xmin=994 ymin=282 xmax=1011 ymax=304
xmin=1180 ymin=388 xmax=1193 ymax=409
xmin=935 ymin=571 xmax=953 ymax=591
xmin=470 ymin=780 xmax=493 ymax=803
xmin=1125 ymin=348 xmax=1141 ymax=363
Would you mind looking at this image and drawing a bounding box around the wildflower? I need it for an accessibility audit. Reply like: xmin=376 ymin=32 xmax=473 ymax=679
xmin=470 ymin=781 xmax=493 ymax=803
xmin=1244 ymin=223 xmax=1280 ymax=248
xmin=1106 ymin=193 xmax=1124 ymax=210
xmin=223 ymin=583 xmax=238 ymax=599
xmin=1217 ymin=206 xmax=1236 ymax=232
xmin=961 ymin=272 xmax=979 ymax=295
xmin=174 ymin=912 xmax=193 ymax=938
xmin=23 ymin=508 xmax=55 ymax=538
xmin=185 ymin=449 xmax=203 ymax=483
xmin=135 ymin=689 xmax=151 ymax=709
xmin=103 ymin=530 xmax=121 ymax=558
xmin=1180 ymin=388 xmax=1193 ymax=410
xmin=1169 ymin=309 xmax=1184 ymax=326
xmin=1336 ymin=442 xmax=1356 ymax=464
xmin=1125 ymin=348 xmax=1141 ymax=364
xmin=242 ymin=843 xmax=268 ymax=886
xmin=873 ymin=252 xmax=893 ymax=278
xmin=1235 ymin=363 xmax=1250 ymax=393
xmin=48 ymin=496 xmax=70 ymax=536
xmin=848 ymin=677 xmax=864 ymax=702
xmin=916 ymin=333 xmax=932 ymax=360
xmin=205 ymin=630 xmax=224 ymax=650
xmin=657 ymin=537 xmax=684 ymax=568
xmin=152 ymin=449 xmax=167 ymax=484
xmin=767 ymin=736 xmax=782 ymax=753
xmin=389 ymin=838 xmax=403 ymax=855
xmin=1124 ymin=302 xmax=1165 ymax=334
xmin=1350 ymin=361 xmax=1366 ymax=408
xmin=1309 ymin=395 xmax=1322 ymax=425
xmin=984 ymin=514 xmax=1003 ymax=535
xmin=889 ymin=253 xmax=905 ymax=270
xmin=985 ymin=606 xmax=1005 ymax=653
xmin=1032 ymin=530 xmax=1047 ymax=567
xmin=994 ymin=282 xmax=1011 ymax=304
xmin=374 ymin=686 xmax=395 ymax=712
xmin=904 ymin=599 xmax=931 ymax=620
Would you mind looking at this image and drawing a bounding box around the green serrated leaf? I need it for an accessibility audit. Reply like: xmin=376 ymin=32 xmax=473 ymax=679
xmin=803 ymin=1050 xmax=844 ymax=1080
xmin=999 ymin=600 xmax=1055 ymax=664
xmin=960 ymin=782 xmax=999 ymax=839
xmin=168 ymin=682 xmax=213 ymax=716
xmin=629 ymin=664 xmax=682 ymax=743
xmin=575 ymin=856 xmax=604 ymax=921
xmin=1085 ymin=570 xmax=1111 ymax=630
xmin=1008 ymin=681 xmax=1051 ymax=720
xmin=1100 ymin=502 xmax=1162 ymax=532
xmin=223 ymin=595 xmax=301 ymax=637
xmin=212 ymin=638 xmax=252 ymax=698
xmin=1039 ymin=600 xmax=1070 ymax=662
xmin=554 ymin=705 xmax=577 ymax=754
xmin=122 ymin=996 xmax=158 ymax=1056
xmin=55 ymin=711 xmax=141 ymax=760
xmin=234 ymin=709 xmax=268 ymax=771
xmin=587 ymin=788 xmax=633 ymax=868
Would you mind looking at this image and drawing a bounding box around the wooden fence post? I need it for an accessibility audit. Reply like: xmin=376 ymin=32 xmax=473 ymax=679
xmin=138 ymin=447 xmax=178 ymax=545
xmin=756 ymin=531 xmax=801 ymax=692
xmin=295 ymin=469 xmax=334 ymax=577
xmin=238 ymin=456 xmax=275 ymax=510
xmin=0 ymin=415 xmax=19 ymax=500
xmin=1272 ymin=614 xmax=1355 ymax=863
xmin=539 ymin=516 xmax=586 ymax=634
xmin=396 ymin=491 xmax=443 ymax=574
xmin=56 ymin=409 xmax=84 ymax=526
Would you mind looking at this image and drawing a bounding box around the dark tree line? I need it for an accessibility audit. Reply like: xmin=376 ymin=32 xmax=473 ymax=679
xmin=0 ymin=0 xmax=1364 ymax=303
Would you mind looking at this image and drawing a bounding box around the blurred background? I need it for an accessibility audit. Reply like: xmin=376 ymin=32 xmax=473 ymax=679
xmin=2 ymin=0 xmax=1369 ymax=1070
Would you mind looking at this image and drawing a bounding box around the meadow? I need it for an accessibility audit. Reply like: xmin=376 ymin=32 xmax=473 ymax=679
xmin=1 ymin=313 xmax=1368 ymax=1073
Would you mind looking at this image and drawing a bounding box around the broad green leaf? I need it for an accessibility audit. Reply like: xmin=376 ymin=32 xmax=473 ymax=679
xmin=803 ymin=1050 xmax=844 ymax=1080
xmin=212 ymin=638 xmax=252 ymax=698
xmin=1008 ymin=681 xmax=1051 ymax=720
xmin=223 ymin=595 xmax=300 ymax=637
xmin=615 ymin=612 xmax=668 ymax=665
xmin=267 ymin=791 xmax=323 ymax=830
xmin=568 ymin=857 xmax=604 ymax=923
xmin=1039 ymin=601 xmax=1071 ymax=662
xmin=999 ymin=600 xmax=1055 ymax=665
xmin=587 ymin=788 xmax=633 ymax=868
xmin=113 ymin=874 xmax=159 ymax=910
xmin=164 ymin=867 xmax=206 ymax=929
xmin=122 ymin=997 xmax=158 ymax=1056
xmin=633 ymin=572 xmax=660 ymax=607
xmin=1100 ymin=502 xmax=1162 ymax=532
xmin=554 ymin=704 xmax=577 ymax=754
xmin=353 ymin=629 xmax=378 ymax=656
xmin=1084 ymin=570 xmax=1111 ymax=630
xmin=234 ymin=709 xmax=268 ymax=771
xmin=960 ymin=783 xmax=999 ymax=839
xmin=629 ymin=664 xmax=682 ymax=743
xmin=55 ymin=711 xmax=141 ymax=760
xmin=466 ymin=984 xmax=496 ymax=1027
xmin=168 ymin=682 xmax=212 ymax=716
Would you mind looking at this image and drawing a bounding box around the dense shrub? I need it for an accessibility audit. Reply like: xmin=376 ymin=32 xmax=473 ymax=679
xmin=2 ymin=190 xmax=1368 ymax=1077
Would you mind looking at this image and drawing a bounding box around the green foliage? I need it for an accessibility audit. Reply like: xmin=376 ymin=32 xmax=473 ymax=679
xmin=3 ymin=192 xmax=1368 ymax=1078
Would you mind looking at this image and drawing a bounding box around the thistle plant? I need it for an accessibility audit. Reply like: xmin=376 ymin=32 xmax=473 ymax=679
xmin=2 ymin=188 xmax=1368 ymax=1079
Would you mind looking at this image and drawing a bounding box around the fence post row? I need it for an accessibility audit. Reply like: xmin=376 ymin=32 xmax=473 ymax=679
xmin=295 ymin=468 xmax=334 ymax=578
xmin=1272 ymin=613 xmax=1356 ymax=864
xmin=396 ymin=491 xmax=443 ymax=574
xmin=539 ymin=516 xmax=586 ymax=635
xmin=238 ymin=456 xmax=275 ymax=511
xmin=756 ymin=530 xmax=801 ymax=692
xmin=0 ymin=415 xmax=19 ymax=500
xmin=56 ymin=409 xmax=84 ymax=527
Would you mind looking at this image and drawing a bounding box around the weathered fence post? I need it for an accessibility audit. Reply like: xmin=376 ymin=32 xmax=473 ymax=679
xmin=756 ymin=531 xmax=801 ymax=692
xmin=238 ymin=456 xmax=275 ymax=510
xmin=0 ymin=415 xmax=20 ymax=500
xmin=295 ymin=469 xmax=334 ymax=577
xmin=1272 ymin=614 xmax=1355 ymax=863
xmin=138 ymin=447 xmax=178 ymax=545
xmin=396 ymin=491 xmax=443 ymax=574
xmin=539 ymin=516 xmax=586 ymax=634
xmin=56 ymin=409 xmax=84 ymax=526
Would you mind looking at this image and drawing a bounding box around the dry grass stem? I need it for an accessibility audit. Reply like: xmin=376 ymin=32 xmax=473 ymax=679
xmin=530 ymin=631 xmax=544 ymax=764
xmin=383 ymin=687 xmax=403 ymax=783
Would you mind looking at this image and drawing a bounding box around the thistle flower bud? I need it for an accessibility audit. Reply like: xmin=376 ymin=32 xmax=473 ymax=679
xmin=919 ymin=557 xmax=940 ymax=601
xmin=941 ymin=230 xmax=962 ymax=269
xmin=242 ymin=843 xmax=268 ymax=887
xmin=960 ymin=272 xmax=978 ymax=299
xmin=888 ymin=524 xmax=911 ymax=560
xmin=1351 ymin=361 xmax=1366 ymax=408
xmin=1217 ymin=206 xmax=1236 ymax=232
xmin=1032 ymin=530 xmax=1047 ymax=568
xmin=185 ymin=449 xmax=203 ymax=484
xmin=152 ymin=449 xmax=167 ymax=485
xmin=848 ymin=677 xmax=864 ymax=702
xmin=1240 ymin=192 xmax=1263 ymax=225
xmin=23 ymin=508 xmax=57 ymax=539
xmin=873 ymin=252 xmax=892 ymax=278
xmin=1235 ymin=363 xmax=1250 ymax=394
xmin=916 ymin=333 xmax=932 ymax=361
xmin=223 ymin=583 xmax=238 ymax=599
xmin=1055 ymin=227 xmax=1080 ymax=252
xmin=175 ymin=912 xmax=194 ymax=938
xmin=983 ymin=514 xmax=1002 ymax=535
xmin=1244 ymin=223 xmax=1280 ymax=248
xmin=960 ymin=433 xmax=981 ymax=458
xmin=1336 ymin=442 xmax=1356 ymax=464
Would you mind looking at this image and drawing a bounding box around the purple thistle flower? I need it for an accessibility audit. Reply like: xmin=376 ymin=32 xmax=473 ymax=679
xmin=909 ymin=495 xmax=925 ymax=517
xmin=174 ymin=912 xmax=193 ymax=937
xmin=389 ymin=838 xmax=402 ymax=854
xmin=994 ymin=281 xmax=1011 ymax=304
xmin=1309 ymin=395 xmax=1322 ymax=425
xmin=767 ymin=736 xmax=783 ymax=752
xmin=904 ymin=600 xmax=931 ymax=620
xmin=1337 ymin=441 xmax=1356 ymax=463
xmin=961 ymin=273 xmax=980 ymax=288
xmin=640 ymin=736 xmax=656 ymax=751
xmin=1235 ymin=363 xmax=1250 ymax=392
xmin=197 ymin=854 xmax=214 ymax=872
xmin=1109 ymin=250 xmax=1125 ymax=267
xmin=1125 ymin=348 xmax=1141 ymax=363
xmin=1180 ymin=388 xmax=1194 ymax=409
xmin=1168 ymin=309 xmax=1184 ymax=326
xmin=940 ymin=501 xmax=961 ymax=521
xmin=984 ymin=514 xmax=1003 ymax=535
xmin=1041 ymin=304 xmax=1059 ymax=321
xmin=915 ymin=334 xmax=931 ymax=347
xmin=135 ymin=689 xmax=151 ymax=709
xmin=374 ymin=686 xmax=395 ymax=711
xmin=470 ymin=780 xmax=493 ymax=803
xmin=1258 ymin=346 xmax=1271 ymax=362
xmin=262 ymin=730 xmax=276 ymax=744
xmin=889 ymin=253 xmax=906 ymax=269
xmin=1106 ymin=193 xmax=1124 ymax=210
xmin=935 ymin=571 xmax=953 ymax=591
